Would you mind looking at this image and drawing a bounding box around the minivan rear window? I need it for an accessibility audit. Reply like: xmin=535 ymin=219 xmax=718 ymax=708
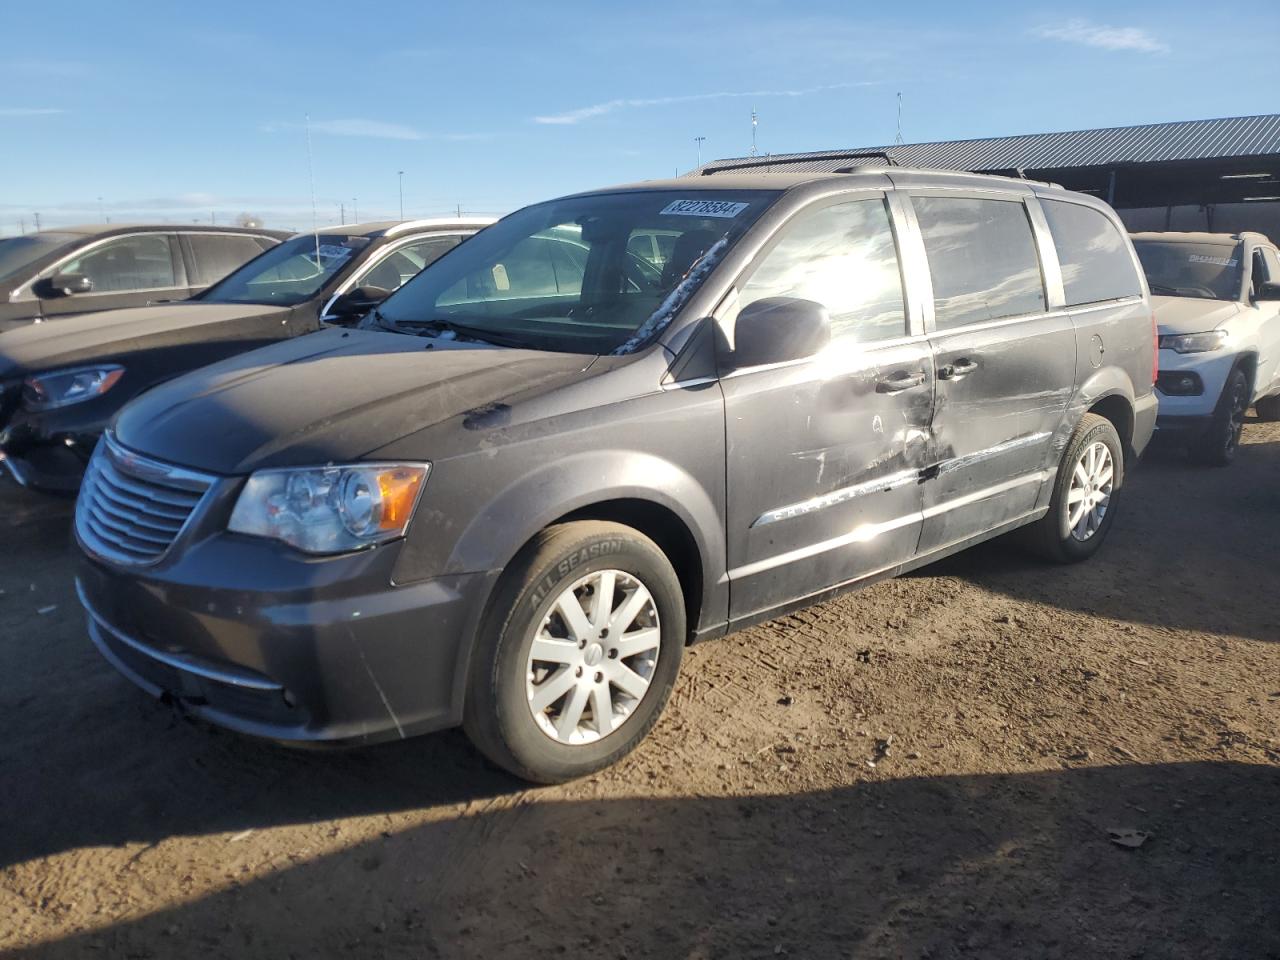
xmin=1041 ymin=199 xmax=1142 ymax=306
xmin=913 ymin=196 xmax=1046 ymax=330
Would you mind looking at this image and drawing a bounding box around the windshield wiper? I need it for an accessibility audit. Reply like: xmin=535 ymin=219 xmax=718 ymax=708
xmin=387 ymin=315 xmax=534 ymax=349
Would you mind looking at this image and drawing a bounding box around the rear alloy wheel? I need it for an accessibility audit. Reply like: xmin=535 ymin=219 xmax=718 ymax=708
xmin=1025 ymin=413 xmax=1124 ymax=564
xmin=1190 ymin=367 xmax=1248 ymax=466
xmin=1066 ymin=440 xmax=1114 ymax=542
xmin=464 ymin=521 xmax=685 ymax=783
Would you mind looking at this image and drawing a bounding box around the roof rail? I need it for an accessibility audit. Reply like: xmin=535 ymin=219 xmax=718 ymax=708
xmin=700 ymin=151 xmax=899 ymax=175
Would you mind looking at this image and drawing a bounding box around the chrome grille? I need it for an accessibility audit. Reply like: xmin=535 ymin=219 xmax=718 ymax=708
xmin=76 ymin=433 xmax=215 ymax=565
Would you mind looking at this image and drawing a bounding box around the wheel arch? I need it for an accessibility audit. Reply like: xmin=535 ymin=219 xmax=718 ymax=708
xmin=551 ymin=498 xmax=705 ymax=645
xmin=1232 ymin=351 xmax=1258 ymax=398
xmin=1073 ymin=365 xmax=1139 ymax=468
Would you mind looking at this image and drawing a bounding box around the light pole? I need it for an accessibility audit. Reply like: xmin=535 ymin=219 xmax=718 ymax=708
xmin=694 ymin=136 xmax=706 ymax=168
xmin=397 ymin=171 xmax=405 ymax=219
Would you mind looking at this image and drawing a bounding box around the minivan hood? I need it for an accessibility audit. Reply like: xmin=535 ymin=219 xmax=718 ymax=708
xmin=1151 ymin=295 xmax=1242 ymax=336
xmin=114 ymin=327 xmax=598 ymax=474
xmin=0 ymin=302 xmax=289 ymax=378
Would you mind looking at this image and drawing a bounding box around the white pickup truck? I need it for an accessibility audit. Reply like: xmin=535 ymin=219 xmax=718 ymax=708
xmin=1132 ymin=231 xmax=1280 ymax=465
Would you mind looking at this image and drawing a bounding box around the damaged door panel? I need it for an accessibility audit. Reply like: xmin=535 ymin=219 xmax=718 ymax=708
xmin=719 ymin=193 xmax=932 ymax=619
xmin=722 ymin=339 xmax=934 ymax=618
xmin=906 ymin=192 xmax=1076 ymax=553
xmin=921 ymin=315 xmax=1076 ymax=550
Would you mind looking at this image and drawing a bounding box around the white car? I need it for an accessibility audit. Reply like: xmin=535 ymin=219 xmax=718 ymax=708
xmin=1133 ymin=231 xmax=1280 ymax=464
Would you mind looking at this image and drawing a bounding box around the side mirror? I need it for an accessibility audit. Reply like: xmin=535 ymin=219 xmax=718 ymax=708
xmin=324 ymin=285 xmax=391 ymax=323
xmin=731 ymin=297 xmax=830 ymax=368
xmin=1256 ymin=280 xmax=1280 ymax=301
xmin=39 ymin=273 xmax=94 ymax=298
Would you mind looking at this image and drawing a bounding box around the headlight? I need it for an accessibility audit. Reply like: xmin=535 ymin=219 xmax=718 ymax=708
xmin=228 ymin=463 xmax=428 ymax=554
xmin=22 ymin=365 xmax=124 ymax=410
xmin=1158 ymin=330 xmax=1229 ymax=354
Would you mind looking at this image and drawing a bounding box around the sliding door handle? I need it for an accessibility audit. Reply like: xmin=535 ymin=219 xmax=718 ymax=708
xmin=938 ymin=357 xmax=978 ymax=381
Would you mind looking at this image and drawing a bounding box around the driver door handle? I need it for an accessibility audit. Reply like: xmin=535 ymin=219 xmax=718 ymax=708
xmin=938 ymin=357 xmax=978 ymax=381
xmin=876 ymin=369 xmax=927 ymax=393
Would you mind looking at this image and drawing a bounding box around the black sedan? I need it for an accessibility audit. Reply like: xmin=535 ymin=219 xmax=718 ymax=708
xmin=0 ymin=218 xmax=493 ymax=491
xmin=0 ymin=224 xmax=289 ymax=331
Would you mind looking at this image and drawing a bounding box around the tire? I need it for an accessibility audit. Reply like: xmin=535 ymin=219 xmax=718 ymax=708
xmin=1254 ymin=393 xmax=1280 ymax=422
xmin=463 ymin=520 xmax=686 ymax=783
xmin=1189 ymin=367 xmax=1249 ymax=466
xmin=1025 ymin=413 xmax=1124 ymax=564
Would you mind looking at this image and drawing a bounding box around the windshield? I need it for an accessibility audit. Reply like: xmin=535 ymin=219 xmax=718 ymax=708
xmin=199 ymin=233 xmax=370 ymax=306
xmin=370 ymin=190 xmax=778 ymax=354
xmin=0 ymin=232 xmax=81 ymax=283
xmin=1134 ymin=240 xmax=1243 ymax=301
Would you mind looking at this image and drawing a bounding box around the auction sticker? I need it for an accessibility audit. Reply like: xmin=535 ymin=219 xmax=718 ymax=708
xmin=660 ymin=199 xmax=750 ymax=218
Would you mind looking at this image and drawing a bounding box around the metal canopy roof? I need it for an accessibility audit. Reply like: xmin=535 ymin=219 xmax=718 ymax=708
xmin=701 ymin=114 xmax=1280 ymax=175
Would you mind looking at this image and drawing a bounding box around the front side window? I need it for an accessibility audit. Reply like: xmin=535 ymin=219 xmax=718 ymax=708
xmin=356 ymin=236 xmax=461 ymax=292
xmin=1041 ymin=199 xmax=1143 ymax=306
xmin=373 ymin=190 xmax=778 ymax=354
xmin=1250 ymin=246 xmax=1279 ymax=298
xmin=913 ymin=196 xmax=1046 ymax=330
xmin=1133 ymin=240 xmax=1243 ymax=302
xmin=737 ymin=197 xmax=907 ymax=343
xmin=58 ymin=234 xmax=177 ymax=292
xmin=199 ymin=233 xmax=370 ymax=306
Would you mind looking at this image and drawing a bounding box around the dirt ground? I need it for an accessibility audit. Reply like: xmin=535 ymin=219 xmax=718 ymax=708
xmin=2 ymin=421 xmax=1278 ymax=959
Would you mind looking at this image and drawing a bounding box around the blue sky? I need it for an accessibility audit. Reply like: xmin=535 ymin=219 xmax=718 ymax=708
xmin=2 ymin=0 xmax=1277 ymax=233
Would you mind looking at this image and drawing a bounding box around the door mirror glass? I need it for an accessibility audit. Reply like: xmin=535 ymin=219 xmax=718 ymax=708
xmin=325 ymin=284 xmax=391 ymax=323
xmin=732 ymin=296 xmax=830 ymax=368
xmin=40 ymin=273 xmax=94 ymax=297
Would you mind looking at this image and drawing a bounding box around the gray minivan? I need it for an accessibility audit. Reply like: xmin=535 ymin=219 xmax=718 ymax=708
xmin=73 ymin=167 xmax=1157 ymax=782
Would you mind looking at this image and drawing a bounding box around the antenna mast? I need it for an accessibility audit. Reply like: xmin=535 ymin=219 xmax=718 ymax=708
xmin=304 ymin=114 xmax=321 ymax=265
xmin=750 ymin=109 xmax=758 ymax=157
xmin=894 ymin=92 xmax=904 ymax=146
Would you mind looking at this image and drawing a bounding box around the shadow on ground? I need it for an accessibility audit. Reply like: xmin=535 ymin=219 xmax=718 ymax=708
xmin=11 ymin=761 xmax=1279 ymax=959
xmin=910 ymin=427 xmax=1280 ymax=644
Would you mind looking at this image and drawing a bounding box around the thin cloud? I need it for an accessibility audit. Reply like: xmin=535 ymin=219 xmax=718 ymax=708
xmin=533 ymin=81 xmax=880 ymax=125
xmin=263 ymin=118 xmax=490 ymax=142
xmin=0 ymin=107 xmax=64 ymax=117
xmin=1032 ymin=19 xmax=1168 ymax=53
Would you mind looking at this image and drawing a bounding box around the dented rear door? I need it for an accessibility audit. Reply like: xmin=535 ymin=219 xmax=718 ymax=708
xmin=906 ymin=190 xmax=1076 ymax=555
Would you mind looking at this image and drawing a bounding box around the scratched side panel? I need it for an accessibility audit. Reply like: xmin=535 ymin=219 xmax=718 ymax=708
xmin=721 ymin=339 xmax=932 ymax=619
xmin=919 ymin=313 xmax=1077 ymax=553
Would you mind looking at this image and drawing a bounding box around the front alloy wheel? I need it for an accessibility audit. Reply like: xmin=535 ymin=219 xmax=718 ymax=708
xmin=464 ymin=520 xmax=685 ymax=783
xmin=526 ymin=569 xmax=661 ymax=745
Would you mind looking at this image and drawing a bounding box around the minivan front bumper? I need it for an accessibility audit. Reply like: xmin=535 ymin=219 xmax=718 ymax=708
xmin=75 ymin=538 xmax=498 ymax=746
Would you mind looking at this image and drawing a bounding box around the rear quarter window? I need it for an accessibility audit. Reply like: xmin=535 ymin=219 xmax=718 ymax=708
xmin=1041 ymin=199 xmax=1142 ymax=306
